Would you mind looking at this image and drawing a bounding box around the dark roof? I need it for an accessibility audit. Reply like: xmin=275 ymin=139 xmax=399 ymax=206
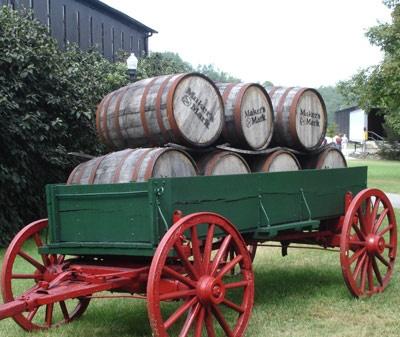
xmin=335 ymin=106 xmax=360 ymax=114
xmin=81 ymin=0 xmax=157 ymax=34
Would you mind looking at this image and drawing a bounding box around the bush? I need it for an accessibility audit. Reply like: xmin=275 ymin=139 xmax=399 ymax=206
xmin=0 ymin=7 xmax=129 ymax=245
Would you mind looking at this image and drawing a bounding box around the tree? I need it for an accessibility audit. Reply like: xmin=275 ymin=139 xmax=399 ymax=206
xmin=317 ymin=85 xmax=352 ymax=123
xmin=0 ymin=7 xmax=129 ymax=245
xmin=338 ymin=0 xmax=400 ymax=138
xmin=136 ymin=52 xmax=193 ymax=80
xmin=196 ymin=64 xmax=241 ymax=83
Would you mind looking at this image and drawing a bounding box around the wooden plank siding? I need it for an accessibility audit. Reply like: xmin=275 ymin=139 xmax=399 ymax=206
xmin=0 ymin=0 xmax=156 ymax=61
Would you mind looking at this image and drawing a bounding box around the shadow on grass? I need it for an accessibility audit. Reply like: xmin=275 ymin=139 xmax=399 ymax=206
xmin=253 ymin=262 xmax=347 ymax=306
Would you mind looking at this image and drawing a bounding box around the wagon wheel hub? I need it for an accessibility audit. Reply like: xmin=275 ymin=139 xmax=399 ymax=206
xmin=366 ymin=234 xmax=385 ymax=255
xmin=196 ymin=276 xmax=225 ymax=305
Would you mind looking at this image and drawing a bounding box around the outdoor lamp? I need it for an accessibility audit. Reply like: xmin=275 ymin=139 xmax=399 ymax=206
xmin=127 ymin=53 xmax=138 ymax=81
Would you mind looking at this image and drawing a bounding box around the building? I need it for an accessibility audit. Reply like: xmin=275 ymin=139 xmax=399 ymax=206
xmin=0 ymin=0 xmax=157 ymax=61
xmin=334 ymin=106 xmax=384 ymax=142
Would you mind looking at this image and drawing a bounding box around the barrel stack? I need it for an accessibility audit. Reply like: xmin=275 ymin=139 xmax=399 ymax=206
xmin=68 ymin=73 xmax=346 ymax=185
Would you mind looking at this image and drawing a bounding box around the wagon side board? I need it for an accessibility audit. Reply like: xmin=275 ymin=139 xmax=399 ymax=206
xmin=40 ymin=167 xmax=367 ymax=256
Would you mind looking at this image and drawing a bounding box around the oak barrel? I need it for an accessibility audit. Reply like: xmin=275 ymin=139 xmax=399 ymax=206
xmin=96 ymin=73 xmax=225 ymax=149
xmin=67 ymin=148 xmax=197 ymax=184
xmin=301 ymin=147 xmax=347 ymax=169
xmin=268 ymin=86 xmax=327 ymax=151
xmin=251 ymin=150 xmax=301 ymax=172
xmin=196 ymin=151 xmax=250 ymax=176
xmin=216 ymin=83 xmax=274 ymax=150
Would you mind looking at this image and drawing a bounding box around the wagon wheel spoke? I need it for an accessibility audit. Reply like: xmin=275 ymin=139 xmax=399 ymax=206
xmin=163 ymin=297 xmax=198 ymax=330
xmin=45 ymin=303 xmax=54 ymax=327
xmin=190 ymin=226 xmax=203 ymax=274
xmin=377 ymin=224 xmax=393 ymax=237
xmin=205 ymin=307 xmax=216 ymax=337
xmin=210 ymin=235 xmax=232 ymax=276
xmin=351 ymin=223 xmax=366 ymax=241
xmin=360 ymin=255 xmax=369 ymax=293
xmin=194 ymin=306 xmax=205 ymax=337
xmin=18 ymin=250 xmax=46 ymax=272
xmin=59 ymin=301 xmax=70 ymax=321
xmin=371 ymin=256 xmax=383 ymax=286
xmin=216 ymin=255 xmax=243 ymax=280
xmin=352 ymin=252 xmax=367 ymax=281
xmin=371 ymin=197 xmax=380 ymax=223
xmin=179 ymin=302 xmax=201 ymax=337
xmin=211 ymin=304 xmax=234 ymax=337
xmin=222 ymin=298 xmax=245 ymax=313
xmin=367 ymin=258 xmax=374 ymax=292
xmin=27 ymin=307 xmax=39 ymax=322
xmin=376 ymin=252 xmax=390 ymax=268
xmin=162 ymin=266 xmax=197 ymax=289
xmin=373 ymin=208 xmax=388 ymax=234
xmin=159 ymin=289 xmax=197 ymax=301
xmin=12 ymin=274 xmax=39 ymax=279
xmin=203 ymin=224 xmax=215 ymax=274
xmin=174 ymin=242 xmax=199 ymax=280
xmin=349 ymin=247 xmax=366 ymax=265
xmin=225 ymin=280 xmax=251 ymax=289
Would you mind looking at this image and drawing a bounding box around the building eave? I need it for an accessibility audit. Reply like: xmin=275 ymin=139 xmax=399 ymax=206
xmin=81 ymin=0 xmax=158 ymax=34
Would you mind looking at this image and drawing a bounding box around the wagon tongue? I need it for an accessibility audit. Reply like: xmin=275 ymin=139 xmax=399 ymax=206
xmin=0 ymin=265 xmax=146 ymax=323
xmin=0 ymin=299 xmax=29 ymax=321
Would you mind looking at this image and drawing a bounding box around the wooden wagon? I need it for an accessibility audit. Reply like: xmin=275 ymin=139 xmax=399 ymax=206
xmin=0 ymin=167 xmax=396 ymax=336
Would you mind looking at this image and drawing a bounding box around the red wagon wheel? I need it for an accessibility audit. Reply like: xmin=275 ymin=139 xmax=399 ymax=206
xmin=340 ymin=189 xmax=397 ymax=297
xmin=147 ymin=212 xmax=254 ymax=337
xmin=1 ymin=219 xmax=90 ymax=331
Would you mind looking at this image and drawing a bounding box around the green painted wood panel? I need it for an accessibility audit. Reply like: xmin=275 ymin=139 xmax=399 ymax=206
xmin=41 ymin=167 xmax=367 ymax=256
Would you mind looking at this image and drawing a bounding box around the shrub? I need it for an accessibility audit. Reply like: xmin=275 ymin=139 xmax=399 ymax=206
xmin=0 ymin=7 xmax=129 ymax=245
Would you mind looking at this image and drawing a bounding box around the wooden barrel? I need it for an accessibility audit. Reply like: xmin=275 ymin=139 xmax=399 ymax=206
xmin=196 ymin=151 xmax=250 ymax=176
xmin=252 ymin=150 xmax=301 ymax=172
xmin=216 ymin=83 xmax=274 ymax=150
xmin=67 ymin=148 xmax=197 ymax=184
xmin=301 ymin=147 xmax=347 ymax=169
xmin=96 ymin=73 xmax=224 ymax=149
xmin=268 ymin=86 xmax=327 ymax=151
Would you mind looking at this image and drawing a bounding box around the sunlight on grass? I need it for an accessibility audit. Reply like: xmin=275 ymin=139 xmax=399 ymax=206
xmin=348 ymin=159 xmax=400 ymax=194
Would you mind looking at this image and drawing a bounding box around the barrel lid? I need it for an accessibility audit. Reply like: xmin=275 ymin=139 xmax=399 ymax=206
xmin=291 ymin=88 xmax=327 ymax=150
xmin=168 ymin=73 xmax=224 ymax=147
xmin=239 ymin=84 xmax=274 ymax=150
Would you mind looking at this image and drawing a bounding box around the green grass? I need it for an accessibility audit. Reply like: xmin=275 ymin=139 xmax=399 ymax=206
xmin=348 ymin=159 xmax=400 ymax=194
xmin=0 ymin=163 xmax=399 ymax=337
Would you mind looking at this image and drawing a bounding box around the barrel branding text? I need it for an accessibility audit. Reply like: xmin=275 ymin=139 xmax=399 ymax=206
xmin=181 ymin=88 xmax=214 ymax=128
xmin=299 ymin=109 xmax=320 ymax=127
xmin=244 ymin=106 xmax=266 ymax=128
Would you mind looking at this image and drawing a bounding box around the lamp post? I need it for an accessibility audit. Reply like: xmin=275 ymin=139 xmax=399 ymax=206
xmin=126 ymin=53 xmax=138 ymax=82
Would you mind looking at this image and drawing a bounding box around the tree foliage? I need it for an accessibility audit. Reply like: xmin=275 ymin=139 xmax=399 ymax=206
xmin=136 ymin=51 xmax=241 ymax=83
xmin=136 ymin=52 xmax=193 ymax=80
xmin=196 ymin=64 xmax=241 ymax=83
xmin=317 ymin=86 xmax=351 ymax=123
xmin=0 ymin=7 xmax=129 ymax=245
xmin=338 ymin=1 xmax=400 ymax=138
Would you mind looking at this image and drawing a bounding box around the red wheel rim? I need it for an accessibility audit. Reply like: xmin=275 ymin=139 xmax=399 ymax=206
xmin=340 ymin=189 xmax=397 ymax=297
xmin=1 ymin=219 xmax=90 ymax=331
xmin=147 ymin=212 xmax=254 ymax=337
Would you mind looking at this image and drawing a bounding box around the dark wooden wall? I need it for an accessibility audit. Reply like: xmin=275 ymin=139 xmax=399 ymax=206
xmin=1 ymin=0 xmax=152 ymax=61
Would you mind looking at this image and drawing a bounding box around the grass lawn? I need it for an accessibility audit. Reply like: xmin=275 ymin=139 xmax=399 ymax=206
xmin=0 ymin=162 xmax=399 ymax=337
xmin=348 ymin=159 xmax=400 ymax=195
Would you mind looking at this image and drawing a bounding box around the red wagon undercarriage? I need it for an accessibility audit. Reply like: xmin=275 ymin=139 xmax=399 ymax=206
xmin=0 ymin=189 xmax=397 ymax=337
